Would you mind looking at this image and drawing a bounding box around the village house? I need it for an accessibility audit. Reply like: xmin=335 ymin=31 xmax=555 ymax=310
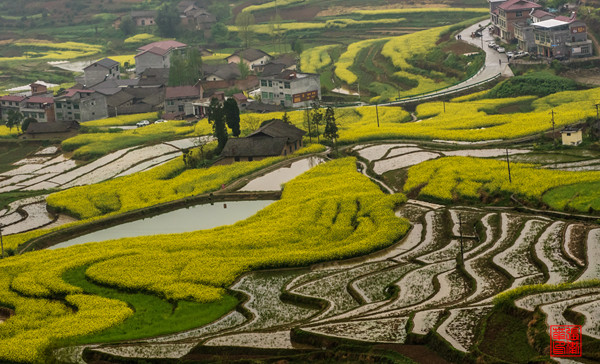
xmin=83 ymin=58 xmax=120 ymax=87
xmin=490 ymin=0 xmax=542 ymax=42
xmin=20 ymin=96 xmax=55 ymax=123
xmin=226 ymin=49 xmax=272 ymax=72
xmin=181 ymin=5 xmax=216 ymax=36
xmin=164 ymin=84 xmax=203 ymax=118
xmin=54 ymin=89 xmax=108 ymax=122
xmin=134 ymin=40 xmax=188 ymax=75
xmin=131 ymin=10 xmax=158 ymax=27
xmin=0 ymin=95 xmax=26 ymax=121
xmin=203 ymin=63 xmax=241 ymax=82
xmin=259 ymin=70 xmax=321 ymax=108
xmin=533 ymin=14 xmax=593 ymax=58
xmin=218 ymin=119 xmax=305 ymax=164
xmin=561 ymin=126 xmax=583 ymax=146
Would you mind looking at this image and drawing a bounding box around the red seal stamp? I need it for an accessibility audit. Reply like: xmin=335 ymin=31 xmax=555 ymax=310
xmin=550 ymin=325 xmax=582 ymax=357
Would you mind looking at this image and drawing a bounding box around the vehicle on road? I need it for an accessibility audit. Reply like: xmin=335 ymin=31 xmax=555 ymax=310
xmin=136 ymin=120 xmax=150 ymax=127
xmin=497 ymin=47 xmax=506 ymax=53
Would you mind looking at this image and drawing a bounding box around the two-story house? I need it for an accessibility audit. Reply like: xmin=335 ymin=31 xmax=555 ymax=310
xmin=0 ymin=95 xmax=26 ymax=121
xmin=514 ymin=9 xmax=554 ymax=52
xmin=164 ymin=84 xmax=203 ymax=118
xmin=131 ymin=10 xmax=158 ymax=26
xmin=20 ymin=96 xmax=55 ymax=123
xmin=259 ymin=70 xmax=321 ymax=108
xmin=83 ymin=58 xmax=120 ymax=87
xmin=54 ymin=89 xmax=108 ymax=122
xmin=495 ymin=0 xmax=542 ymax=42
xmin=135 ymin=40 xmax=188 ymax=75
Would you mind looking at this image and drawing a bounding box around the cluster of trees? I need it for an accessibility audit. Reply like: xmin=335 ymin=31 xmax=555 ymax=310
xmin=207 ymin=98 xmax=241 ymax=153
xmin=304 ymin=103 xmax=338 ymax=146
xmin=3 ymin=110 xmax=37 ymax=132
xmin=168 ymin=48 xmax=203 ymax=86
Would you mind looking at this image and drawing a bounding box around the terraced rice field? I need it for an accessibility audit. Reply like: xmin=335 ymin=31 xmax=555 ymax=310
xmin=74 ymin=200 xmax=600 ymax=362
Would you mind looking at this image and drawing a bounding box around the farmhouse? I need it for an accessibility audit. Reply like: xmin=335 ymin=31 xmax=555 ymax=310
xmin=218 ymin=119 xmax=305 ymax=164
xmin=490 ymin=0 xmax=542 ymax=42
xmin=226 ymin=49 xmax=272 ymax=72
xmin=131 ymin=10 xmax=157 ymax=27
xmin=0 ymin=95 xmax=26 ymax=121
xmin=83 ymin=58 xmax=120 ymax=87
xmin=54 ymin=89 xmax=108 ymax=122
xmin=533 ymin=15 xmax=592 ymax=58
xmin=21 ymin=96 xmax=55 ymax=123
xmin=259 ymin=70 xmax=321 ymax=108
xmin=561 ymin=126 xmax=583 ymax=146
xmin=135 ymin=40 xmax=188 ymax=75
xmin=165 ymin=84 xmax=203 ymax=117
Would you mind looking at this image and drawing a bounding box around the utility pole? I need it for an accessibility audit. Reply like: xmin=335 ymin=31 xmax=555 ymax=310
xmin=459 ymin=214 xmax=464 ymax=264
xmin=506 ymin=148 xmax=512 ymax=183
xmin=375 ymin=103 xmax=380 ymax=128
xmin=443 ymin=100 xmax=446 ymax=113
xmin=0 ymin=224 xmax=3 ymax=259
xmin=550 ymin=109 xmax=556 ymax=147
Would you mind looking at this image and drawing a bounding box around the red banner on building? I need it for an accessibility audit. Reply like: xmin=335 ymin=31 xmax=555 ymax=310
xmin=293 ymin=90 xmax=318 ymax=103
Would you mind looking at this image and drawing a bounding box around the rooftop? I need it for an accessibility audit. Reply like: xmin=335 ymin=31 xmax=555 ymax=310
xmin=137 ymin=40 xmax=188 ymax=53
xmin=499 ymin=0 xmax=542 ymax=11
xmin=0 ymin=95 xmax=26 ymax=102
xmin=25 ymin=96 xmax=54 ymax=104
xmin=166 ymin=85 xmax=202 ymax=99
xmin=228 ymin=48 xmax=271 ymax=62
xmin=84 ymin=58 xmax=119 ymax=71
xmin=534 ymin=19 xmax=569 ymax=28
xmin=220 ymin=136 xmax=288 ymax=158
xmin=249 ymin=119 xmax=305 ymax=142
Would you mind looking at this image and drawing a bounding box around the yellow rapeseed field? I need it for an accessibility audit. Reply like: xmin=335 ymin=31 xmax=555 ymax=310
xmin=0 ymin=158 xmax=408 ymax=362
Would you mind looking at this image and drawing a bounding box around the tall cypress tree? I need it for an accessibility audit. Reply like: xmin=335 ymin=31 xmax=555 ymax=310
xmin=208 ymin=98 xmax=228 ymax=152
xmin=223 ymin=98 xmax=241 ymax=137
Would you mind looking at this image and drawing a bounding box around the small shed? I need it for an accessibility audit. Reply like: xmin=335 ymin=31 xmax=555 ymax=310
xmin=561 ymin=126 xmax=583 ymax=146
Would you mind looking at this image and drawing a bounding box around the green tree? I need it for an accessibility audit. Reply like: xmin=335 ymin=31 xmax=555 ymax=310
xmin=120 ymin=16 xmax=135 ymax=36
xmin=207 ymin=98 xmax=228 ymax=152
xmin=235 ymin=11 xmax=255 ymax=49
xmin=311 ymin=101 xmax=323 ymax=142
xmin=185 ymin=47 xmax=202 ymax=83
xmin=208 ymin=2 xmax=231 ymax=22
xmin=223 ymin=98 xmax=241 ymax=137
xmin=238 ymin=61 xmax=250 ymax=79
xmin=155 ymin=2 xmax=180 ymax=37
xmin=323 ymin=106 xmax=338 ymax=150
xmin=6 ymin=110 xmax=24 ymax=132
xmin=210 ymin=22 xmax=229 ymax=45
xmin=21 ymin=117 xmax=37 ymax=132
xmin=168 ymin=53 xmax=187 ymax=86
xmin=282 ymin=111 xmax=291 ymax=124
xmin=291 ymin=38 xmax=304 ymax=55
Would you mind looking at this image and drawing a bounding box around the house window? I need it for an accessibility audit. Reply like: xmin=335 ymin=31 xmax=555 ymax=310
xmin=269 ymin=92 xmax=274 ymax=99
xmin=516 ymin=11 xmax=522 ymax=17
xmin=268 ymin=80 xmax=272 ymax=87
xmin=262 ymin=92 xmax=269 ymax=99
xmin=178 ymin=105 xmax=184 ymax=112
xmin=248 ymin=157 xmax=253 ymax=161
xmin=567 ymin=133 xmax=571 ymax=136
xmin=284 ymin=82 xmax=290 ymax=89
xmin=285 ymin=94 xmax=292 ymax=101
xmin=74 ymin=113 xmax=80 ymax=119
xmin=261 ymin=79 xmax=267 ymax=87
xmin=57 ymin=113 xmax=63 ymax=119
xmin=74 ymin=104 xmax=79 ymax=109
xmin=56 ymin=102 xmax=62 ymax=108
xmin=234 ymin=156 xmax=240 ymax=162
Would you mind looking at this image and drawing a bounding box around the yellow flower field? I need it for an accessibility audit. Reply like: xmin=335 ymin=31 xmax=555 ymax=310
xmin=123 ymin=33 xmax=163 ymax=44
xmin=0 ymin=158 xmax=409 ymax=362
xmin=404 ymin=156 xmax=600 ymax=203
xmin=354 ymin=7 xmax=490 ymax=15
xmin=335 ymin=38 xmax=390 ymax=84
xmin=81 ymin=112 xmax=158 ymax=127
xmin=0 ymin=40 xmax=103 ymax=63
xmin=300 ymin=44 xmax=337 ymax=73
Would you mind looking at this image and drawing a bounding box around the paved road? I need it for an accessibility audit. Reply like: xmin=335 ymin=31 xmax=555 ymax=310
xmin=384 ymin=19 xmax=513 ymax=105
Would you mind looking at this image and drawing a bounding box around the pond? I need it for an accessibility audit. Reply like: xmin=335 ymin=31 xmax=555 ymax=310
xmin=239 ymin=157 xmax=325 ymax=192
xmin=49 ymin=200 xmax=275 ymax=250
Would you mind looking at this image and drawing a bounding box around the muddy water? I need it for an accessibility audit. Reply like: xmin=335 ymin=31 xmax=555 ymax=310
xmin=49 ymin=200 xmax=274 ymax=250
xmin=240 ymin=157 xmax=325 ymax=191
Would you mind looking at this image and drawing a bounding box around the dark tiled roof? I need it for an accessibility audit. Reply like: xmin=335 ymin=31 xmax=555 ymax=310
xmin=166 ymin=85 xmax=201 ymax=99
xmin=261 ymin=63 xmax=285 ymax=77
xmin=228 ymin=48 xmax=271 ymax=62
xmin=249 ymin=119 xmax=305 ymax=142
xmin=271 ymin=54 xmax=297 ymax=68
xmin=203 ymin=63 xmax=240 ymax=81
xmin=26 ymin=121 xmax=79 ymax=134
xmin=220 ymin=136 xmax=287 ymax=157
xmin=84 ymin=58 xmax=119 ymax=71
xmin=106 ymin=91 xmax=135 ymax=107
xmin=530 ymin=9 xmax=553 ymax=18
